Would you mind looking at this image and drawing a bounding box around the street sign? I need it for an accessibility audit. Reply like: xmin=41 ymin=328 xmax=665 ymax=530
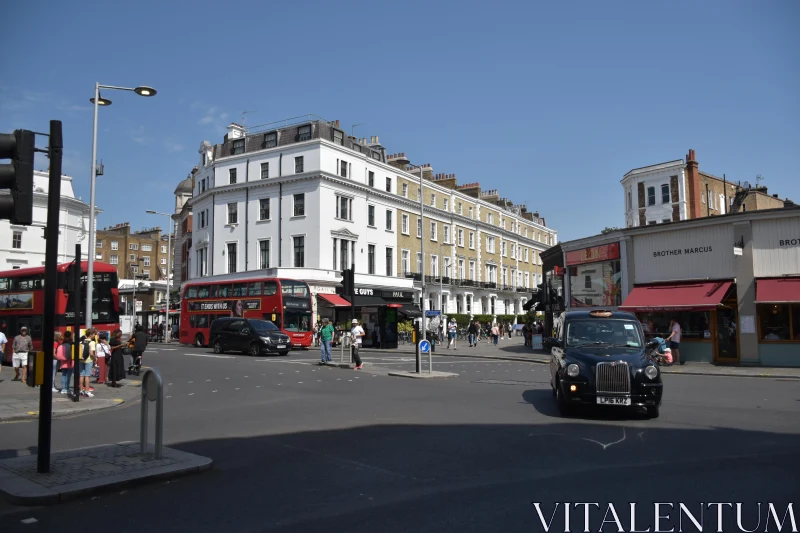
xmin=419 ymin=340 xmax=431 ymax=353
xmin=425 ymin=310 xmax=441 ymax=317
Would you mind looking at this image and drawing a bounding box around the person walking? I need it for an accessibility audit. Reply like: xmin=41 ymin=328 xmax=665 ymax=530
xmin=318 ymin=318 xmax=334 ymax=365
xmin=51 ymin=331 xmax=63 ymax=392
xmin=447 ymin=318 xmax=458 ymax=349
xmin=507 ymin=322 xmax=513 ymax=339
xmin=0 ymin=324 xmax=7 ymax=381
xmin=491 ymin=323 xmax=500 ymax=346
xmin=467 ymin=320 xmax=478 ymax=347
xmin=130 ymin=325 xmax=148 ymax=375
xmin=350 ymin=318 xmax=364 ymax=370
xmin=56 ymin=331 xmax=75 ymax=394
xmin=79 ymin=328 xmax=97 ymax=397
xmin=12 ymin=326 xmax=33 ymax=383
xmin=96 ymin=332 xmax=112 ymax=385
xmin=108 ymin=329 xmax=126 ymax=387
xmin=666 ymin=318 xmax=683 ymax=365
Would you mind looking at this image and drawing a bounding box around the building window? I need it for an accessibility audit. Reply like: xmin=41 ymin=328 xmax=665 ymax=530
xmin=402 ymin=214 xmax=409 ymax=234
xmin=232 ymin=139 xmax=245 ymax=155
xmin=385 ymin=210 xmax=392 ymax=231
xmin=131 ymin=265 xmax=139 ymax=274
xmin=340 ymin=239 xmax=348 ymax=271
xmin=368 ymin=171 xmax=374 ymax=187
xmin=12 ymin=231 xmax=22 ymax=249
xmin=501 ymin=241 xmax=507 ymax=257
xmin=143 ymin=256 xmax=151 ymax=267
xmin=430 ymin=221 xmax=437 ymax=241
xmin=402 ymin=183 xmax=408 ymax=197
xmin=333 ymin=129 xmax=343 ymax=145
xmin=647 ymin=186 xmax=656 ymax=206
xmin=227 ymin=203 xmax=238 ymax=224
xmin=661 ymin=184 xmax=670 ymax=204
xmin=293 ymin=194 xmax=305 ymax=216
xmin=443 ymin=225 xmax=450 ymax=243
xmin=458 ymin=229 xmax=464 ymax=247
xmin=386 ymin=177 xmax=391 ymax=192
xmin=95 ymin=239 xmax=102 ymax=248
xmin=340 ymin=160 xmax=348 ymax=178
xmin=416 ymin=252 xmax=422 ymax=273
xmin=129 ymin=254 xmax=136 ymax=262
xmin=293 ymin=236 xmax=305 ymax=267
xmin=264 ymin=132 xmax=277 ymax=148
xmin=368 ymin=244 xmax=375 ymax=274
xmin=458 ymin=203 xmax=463 ymax=215
xmin=417 ymin=188 xmax=421 ymax=201
xmin=111 ymin=241 xmax=118 ymax=250
xmin=259 ymin=240 xmax=270 ymax=269
xmin=298 ymin=125 xmax=312 ymax=141
xmin=662 ymin=218 xmax=671 ymax=224
xmin=402 ymin=250 xmax=410 ymax=274
xmin=758 ymin=304 xmax=800 ymax=342
xmin=487 ymin=213 xmax=494 ymax=224
xmin=142 ymin=244 xmax=152 ymax=252
xmin=368 ymin=205 xmax=375 ymax=227
xmin=417 ymin=218 xmax=422 ymax=238
xmin=295 ymin=156 xmax=304 ymax=173
xmin=336 ymin=196 xmax=352 ymax=221
xmin=259 ymin=198 xmax=270 ymax=220
xmin=469 ymin=232 xmax=475 ymax=249
xmin=260 ymin=162 xmax=269 ymax=179
xmin=110 ymin=255 xmax=118 ymax=265
xmin=129 ymin=243 xmax=138 ymax=250
xmin=469 ymin=207 xmax=474 ymax=219
xmin=524 ymin=248 xmax=529 ymax=262
xmin=430 ymin=193 xmax=436 ymax=207
xmin=627 ymin=190 xmax=632 ymax=211
xmin=458 ymin=259 xmax=465 ymax=280
xmin=161 ymin=258 xmax=167 ymax=265
xmin=431 ymin=255 xmax=439 ymax=277
xmin=385 ymin=248 xmax=393 ymax=277
xmin=229 ymin=168 xmax=237 ymax=184
xmin=487 ymin=236 xmax=495 ymax=253
xmin=443 ymin=198 xmax=449 ymax=211
xmin=466 ymin=294 xmax=472 ymax=313
xmin=226 ymin=243 xmax=237 ymax=273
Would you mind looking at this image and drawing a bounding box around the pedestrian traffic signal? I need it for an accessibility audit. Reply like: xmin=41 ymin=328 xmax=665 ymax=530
xmin=342 ymin=268 xmax=355 ymax=296
xmin=0 ymin=129 xmax=35 ymax=225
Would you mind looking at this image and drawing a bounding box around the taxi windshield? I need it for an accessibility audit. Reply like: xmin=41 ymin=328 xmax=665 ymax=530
xmin=566 ymin=319 xmax=643 ymax=348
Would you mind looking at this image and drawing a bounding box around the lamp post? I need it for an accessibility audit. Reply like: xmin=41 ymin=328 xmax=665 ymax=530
xmin=146 ymin=210 xmax=172 ymax=342
xmin=85 ymin=83 xmax=156 ymax=329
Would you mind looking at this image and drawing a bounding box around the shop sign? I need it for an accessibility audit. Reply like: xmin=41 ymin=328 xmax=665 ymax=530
xmin=352 ymin=287 xmax=414 ymax=300
xmin=748 ymin=217 xmax=800 ymax=278
xmin=566 ymin=242 xmax=620 ymax=266
xmin=354 ymin=287 xmax=375 ymax=296
xmin=651 ymin=245 xmax=713 ymax=258
xmin=308 ymin=285 xmax=337 ymax=294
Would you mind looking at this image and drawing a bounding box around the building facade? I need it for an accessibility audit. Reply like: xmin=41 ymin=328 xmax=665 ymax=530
xmin=622 ymin=149 xmax=791 ymax=228
xmin=171 ymin=172 xmax=194 ymax=287
xmin=0 ymin=170 xmax=94 ymax=269
xmin=187 ymin=119 xmax=557 ymax=325
xmin=557 ymin=205 xmax=800 ymax=367
xmin=95 ymin=223 xmax=173 ymax=281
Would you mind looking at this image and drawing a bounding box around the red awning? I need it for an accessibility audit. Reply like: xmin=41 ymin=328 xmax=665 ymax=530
xmin=756 ymin=278 xmax=800 ymax=303
xmin=317 ymin=293 xmax=352 ymax=307
xmin=620 ymin=281 xmax=732 ymax=312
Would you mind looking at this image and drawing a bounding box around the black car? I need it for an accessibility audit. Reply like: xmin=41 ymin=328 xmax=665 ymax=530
xmin=209 ymin=317 xmax=292 ymax=356
xmin=549 ymin=310 xmax=663 ymax=418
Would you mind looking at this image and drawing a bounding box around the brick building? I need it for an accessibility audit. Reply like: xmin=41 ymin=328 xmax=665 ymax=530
xmin=95 ymin=222 xmax=174 ymax=281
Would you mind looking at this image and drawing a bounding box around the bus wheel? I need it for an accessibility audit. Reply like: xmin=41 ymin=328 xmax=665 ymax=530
xmin=195 ymin=333 xmax=205 ymax=348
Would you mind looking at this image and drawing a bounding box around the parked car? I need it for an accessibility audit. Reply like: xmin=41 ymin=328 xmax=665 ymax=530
xmin=549 ymin=309 xmax=663 ymax=418
xmin=209 ymin=317 xmax=291 ymax=356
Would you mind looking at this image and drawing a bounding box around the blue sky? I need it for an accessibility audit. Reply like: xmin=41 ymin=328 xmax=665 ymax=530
xmin=2 ymin=0 xmax=798 ymax=241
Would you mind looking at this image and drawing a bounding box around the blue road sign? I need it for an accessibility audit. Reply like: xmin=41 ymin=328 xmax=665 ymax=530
xmin=425 ymin=310 xmax=441 ymax=317
xmin=419 ymin=340 xmax=431 ymax=353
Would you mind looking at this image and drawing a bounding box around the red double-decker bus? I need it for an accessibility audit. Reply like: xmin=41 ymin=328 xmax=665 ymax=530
xmin=180 ymin=277 xmax=313 ymax=348
xmin=0 ymin=262 xmax=121 ymax=364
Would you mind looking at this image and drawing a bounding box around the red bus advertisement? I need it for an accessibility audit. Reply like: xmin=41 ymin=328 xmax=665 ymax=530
xmin=0 ymin=262 xmax=121 ymax=364
xmin=180 ymin=277 xmax=313 ymax=348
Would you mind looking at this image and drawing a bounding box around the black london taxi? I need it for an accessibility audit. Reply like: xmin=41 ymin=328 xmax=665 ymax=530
xmin=210 ymin=317 xmax=292 ymax=357
xmin=549 ymin=310 xmax=663 ymax=418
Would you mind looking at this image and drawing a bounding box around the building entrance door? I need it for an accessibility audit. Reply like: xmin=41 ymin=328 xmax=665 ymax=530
xmin=714 ymin=307 xmax=739 ymax=363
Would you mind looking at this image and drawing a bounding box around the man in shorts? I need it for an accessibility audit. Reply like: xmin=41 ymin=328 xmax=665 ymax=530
xmin=12 ymin=326 xmax=33 ymax=382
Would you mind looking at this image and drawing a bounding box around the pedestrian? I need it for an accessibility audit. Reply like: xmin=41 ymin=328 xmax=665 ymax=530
xmin=129 ymin=325 xmax=148 ymax=375
xmin=666 ymin=318 xmax=682 ymax=365
xmin=108 ymin=329 xmax=126 ymax=387
xmin=491 ymin=323 xmax=500 ymax=346
xmin=56 ymin=330 xmax=75 ymax=395
xmin=467 ymin=320 xmax=478 ymax=347
xmin=447 ymin=318 xmax=458 ymax=349
xmin=507 ymin=322 xmax=512 ymax=339
xmin=318 ymin=318 xmax=334 ymax=365
xmin=51 ymin=331 xmax=63 ymax=392
xmin=79 ymin=328 xmax=97 ymax=397
xmin=0 ymin=323 xmax=7 ymax=381
xmin=96 ymin=332 xmax=112 ymax=385
xmin=12 ymin=326 xmax=33 ymax=383
xmin=350 ymin=318 xmax=364 ymax=370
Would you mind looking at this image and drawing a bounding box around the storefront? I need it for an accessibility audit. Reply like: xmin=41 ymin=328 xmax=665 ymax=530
xmin=335 ymin=285 xmax=417 ymax=349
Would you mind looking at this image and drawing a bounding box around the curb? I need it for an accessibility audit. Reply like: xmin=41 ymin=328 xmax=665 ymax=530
xmin=0 ymin=398 xmax=127 ymax=423
xmin=433 ymin=352 xmax=800 ymax=379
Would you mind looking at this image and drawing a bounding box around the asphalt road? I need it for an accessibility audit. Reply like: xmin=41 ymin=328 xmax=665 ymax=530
xmin=1 ymin=341 xmax=799 ymax=532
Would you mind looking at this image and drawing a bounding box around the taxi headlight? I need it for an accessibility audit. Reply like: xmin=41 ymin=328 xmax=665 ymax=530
xmin=644 ymin=365 xmax=659 ymax=379
xmin=567 ymin=363 xmax=580 ymax=378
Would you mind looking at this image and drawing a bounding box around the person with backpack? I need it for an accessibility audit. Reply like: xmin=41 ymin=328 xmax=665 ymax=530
xmin=79 ymin=328 xmax=97 ymax=397
xmin=129 ymin=325 xmax=148 ymax=375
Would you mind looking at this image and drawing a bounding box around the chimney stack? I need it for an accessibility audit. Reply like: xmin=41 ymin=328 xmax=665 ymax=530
xmin=686 ymin=149 xmax=702 ymax=219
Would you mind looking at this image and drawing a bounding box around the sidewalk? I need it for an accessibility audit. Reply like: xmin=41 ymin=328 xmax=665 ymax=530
xmin=0 ymin=373 xmax=142 ymax=423
xmin=356 ymin=337 xmax=800 ymax=379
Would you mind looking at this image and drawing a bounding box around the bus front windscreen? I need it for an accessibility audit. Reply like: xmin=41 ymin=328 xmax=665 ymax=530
xmin=284 ymin=310 xmax=312 ymax=332
xmin=281 ymin=281 xmax=309 ymax=297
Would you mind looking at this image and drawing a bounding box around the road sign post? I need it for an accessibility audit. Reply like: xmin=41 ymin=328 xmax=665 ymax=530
xmin=418 ymin=339 xmax=432 ymax=374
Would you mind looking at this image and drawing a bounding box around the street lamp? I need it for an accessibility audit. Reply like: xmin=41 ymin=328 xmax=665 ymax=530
xmin=85 ymin=82 xmax=156 ymax=330
xmin=146 ymin=210 xmax=172 ymax=342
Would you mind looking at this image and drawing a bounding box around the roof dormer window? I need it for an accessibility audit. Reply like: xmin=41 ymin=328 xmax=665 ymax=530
xmin=333 ymin=129 xmax=344 ymax=145
xmin=232 ymin=139 xmax=245 ymax=155
xmin=297 ymin=124 xmax=312 ymax=142
xmin=264 ymin=132 xmax=277 ymax=148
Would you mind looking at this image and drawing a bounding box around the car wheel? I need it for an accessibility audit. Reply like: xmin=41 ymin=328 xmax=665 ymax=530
xmin=646 ymin=406 xmax=660 ymax=419
xmin=556 ymin=381 xmax=573 ymax=417
xmin=278 ymin=351 xmax=289 ymax=357
xmin=213 ymin=340 xmax=223 ymax=354
xmin=195 ymin=333 xmax=205 ymax=348
xmin=249 ymin=343 xmax=260 ymax=357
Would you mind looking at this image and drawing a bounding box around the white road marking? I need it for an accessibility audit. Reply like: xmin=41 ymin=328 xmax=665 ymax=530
xmin=185 ymin=354 xmax=234 ymax=359
xmin=188 ymin=393 xmax=194 ymax=396
xmin=212 ymin=390 xmax=218 ymax=393
xmin=583 ymin=428 xmax=627 ymax=450
xmin=298 ymin=382 xmax=303 ymax=384
xmin=21 ymin=518 xmax=38 ymax=524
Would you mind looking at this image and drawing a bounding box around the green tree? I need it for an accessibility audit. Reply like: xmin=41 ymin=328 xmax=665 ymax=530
xmin=600 ymin=226 xmax=622 ymax=234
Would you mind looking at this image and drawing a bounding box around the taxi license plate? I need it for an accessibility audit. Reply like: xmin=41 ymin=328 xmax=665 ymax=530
xmin=597 ymin=396 xmax=631 ymax=406
xmin=276 ymin=345 xmax=286 ymax=349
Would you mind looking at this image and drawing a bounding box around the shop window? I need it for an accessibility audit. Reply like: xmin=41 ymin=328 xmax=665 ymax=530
xmin=637 ymin=312 xmax=711 ymax=340
xmin=758 ymin=304 xmax=800 ymax=341
xmin=568 ymin=260 xmax=622 ymax=307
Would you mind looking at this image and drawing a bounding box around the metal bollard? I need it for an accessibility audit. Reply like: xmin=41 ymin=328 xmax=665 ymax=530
xmin=140 ymin=368 xmax=164 ymax=459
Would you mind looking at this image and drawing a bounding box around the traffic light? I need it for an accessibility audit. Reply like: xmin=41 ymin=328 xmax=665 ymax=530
xmin=342 ymin=268 xmax=355 ymax=296
xmin=0 ymin=130 xmax=35 ymax=225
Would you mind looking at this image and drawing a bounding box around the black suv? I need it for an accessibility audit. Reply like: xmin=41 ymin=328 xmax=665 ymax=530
xmin=209 ymin=318 xmax=292 ymax=356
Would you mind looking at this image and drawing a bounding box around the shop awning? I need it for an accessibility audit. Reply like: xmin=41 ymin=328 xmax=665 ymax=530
xmin=756 ymin=278 xmax=800 ymax=303
xmin=397 ymin=305 xmax=422 ymax=318
xmin=620 ymin=281 xmax=733 ymax=312
xmin=317 ymin=293 xmax=352 ymax=307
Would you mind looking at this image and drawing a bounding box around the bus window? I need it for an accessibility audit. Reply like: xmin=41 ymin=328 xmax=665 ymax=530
xmin=264 ymin=282 xmax=278 ymax=295
xmin=186 ymin=286 xmax=198 ymax=299
xmin=280 ymin=281 xmax=309 ymax=297
xmin=197 ymin=315 xmax=209 ymax=328
xmin=209 ymin=285 xmax=218 ymax=298
xmin=284 ymin=310 xmax=312 ymax=332
xmin=233 ymin=283 xmax=248 ymax=297
xmin=197 ymin=285 xmax=210 ymax=298
xmin=248 ymin=282 xmax=263 ymax=296
xmin=217 ymin=284 xmax=232 ymax=297
xmin=0 ymin=278 xmax=8 ymax=291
